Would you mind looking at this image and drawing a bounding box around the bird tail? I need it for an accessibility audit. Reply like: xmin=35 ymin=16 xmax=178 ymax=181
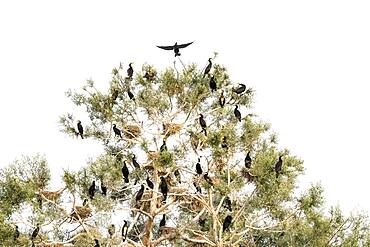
xmin=81 ymin=134 xmax=84 ymax=139
xmin=202 ymin=128 xmax=207 ymax=136
xmin=175 ymin=52 xmax=181 ymax=57
xmin=124 ymin=178 xmax=129 ymax=183
xmin=276 ymin=173 xmax=279 ymax=178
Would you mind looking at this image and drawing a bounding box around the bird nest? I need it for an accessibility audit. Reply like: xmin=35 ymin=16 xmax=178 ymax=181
xmin=162 ymin=123 xmax=183 ymax=138
xmin=147 ymin=151 xmax=159 ymax=161
xmin=70 ymin=206 xmax=92 ymax=221
xmin=40 ymin=189 xmax=64 ymax=201
xmin=180 ymin=195 xmax=204 ymax=212
xmin=123 ymin=125 xmax=141 ymax=139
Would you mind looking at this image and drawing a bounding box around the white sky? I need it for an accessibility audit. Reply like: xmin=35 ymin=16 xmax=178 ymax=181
xmin=0 ymin=0 xmax=369 ymax=214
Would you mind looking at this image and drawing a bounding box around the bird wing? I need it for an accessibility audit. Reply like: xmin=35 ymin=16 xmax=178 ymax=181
xmin=157 ymin=45 xmax=174 ymax=50
xmin=178 ymin=41 xmax=194 ymax=48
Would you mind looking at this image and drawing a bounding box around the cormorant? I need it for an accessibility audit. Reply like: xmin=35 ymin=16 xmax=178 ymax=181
xmin=159 ymin=214 xmax=166 ymax=227
xmin=156 ymin=41 xmax=194 ymax=57
xmin=77 ymin=120 xmax=84 ymax=139
xmin=82 ymin=198 xmax=88 ymax=207
xmin=146 ymin=177 xmax=154 ymax=189
xmin=112 ymin=89 xmax=119 ymax=101
xmin=174 ymin=169 xmax=181 ymax=184
xmin=196 ymin=157 xmax=202 ymax=175
xmin=101 ymin=181 xmax=107 ymax=196
xmin=204 ymin=173 xmax=214 ymax=187
xmin=209 ymin=75 xmax=217 ymax=92
xmin=275 ymin=155 xmax=283 ymax=178
xmin=219 ymin=90 xmax=225 ymax=107
xmin=113 ymin=124 xmax=122 ymax=138
xmin=223 ymin=215 xmax=232 ymax=232
xmin=233 ymin=84 xmax=246 ymax=94
xmin=122 ymin=220 xmax=128 ymax=242
xmin=160 ymin=140 xmax=167 ymax=153
xmin=203 ymin=58 xmax=212 ymax=77
xmin=199 ymin=114 xmax=207 ymax=136
xmin=224 ymin=197 xmax=232 ymax=211
xmin=132 ymin=155 xmax=140 ymax=169
xmin=245 ymin=152 xmax=252 ymax=169
xmin=88 ymin=181 xmax=96 ymax=199
xmin=94 ymin=239 xmax=100 ymax=247
xmin=234 ymin=105 xmax=241 ymax=122
xmin=108 ymin=224 xmax=115 ymax=238
xmin=127 ymin=63 xmax=133 ymax=79
xmin=14 ymin=225 xmax=20 ymax=241
xmin=194 ymin=182 xmax=202 ymax=194
xmin=135 ymin=185 xmax=144 ymax=202
xmin=127 ymin=90 xmax=135 ymax=100
xmin=221 ymin=136 xmax=228 ymax=149
xmin=30 ymin=224 xmax=40 ymax=240
xmin=122 ymin=161 xmax=130 ymax=183
xmin=159 ymin=176 xmax=168 ymax=202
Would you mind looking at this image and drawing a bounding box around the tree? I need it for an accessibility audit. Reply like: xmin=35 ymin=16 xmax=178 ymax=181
xmin=0 ymin=57 xmax=369 ymax=246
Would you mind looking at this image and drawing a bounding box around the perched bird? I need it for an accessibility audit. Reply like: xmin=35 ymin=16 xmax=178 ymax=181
xmin=113 ymin=124 xmax=122 ymax=138
xmin=30 ymin=224 xmax=40 ymax=240
xmin=159 ymin=176 xmax=168 ymax=202
xmin=275 ymin=155 xmax=283 ymax=178
xmin=88 ymin=181 xmax=96 ymax=200
xmin=127 ymin=90 xmax=135 ymax=100
xmin=127 ymin=63 xmax=133 ymax=79
xmin=204 ymin=173 xmax=214 ymax=187
xmin=219 ymin=90 xmax=226 ymax=107
xmin=203 ymin=58 xmax=212 ymax=77
xmin=122 ymin=161 xmax=130 ymax=183
xmin=122 ymin=220 xmax=128 ymax=242
xmin=135 ymin=185 xmax=144 ymax=202
xmin=77 ymin=120 xmax=84 ymax=139
xmin=112 ymin=89 xmax=119 ymax=101
xmin=223 ymin=215 xmax=232 ymax=232
xmin=234 ymin=105 xmax=241 ymax=122
xmin=82 ymin=198 xmax=88 ymax=207
xmin=221 ymin=136 xmax=228 ymax=149
xmin=174 ymin=169 xmax=181 ymax=184
xmin=233 ymin=84 xmax=246 ymax=94
xmin=245 ymin=152 xmax=252 ymax=169
xmin=224 ymin=197 xmax=232 ymax=211
xmin=146 ymin=177 xmax=154 ymax=189
xmin=108 ymin=224 xmax=115 ymax=238
xmin=194 ymin=182 xmax=202 ymax=194
xmin=14 ymin=225 xmax=20 ymax=241
xmin=209 ymin=75 xmax=217 ymax=92
xmin=159 ymin=214 xmax=166 ymax=227
xmin=156 ymin=41 xmax=194 ymax=57
xmin=101 ymin=181 xmax=107 ymax=196
xmin=199 ymin=114 xmax=207 ymax=136
xmin=195 ymin=158 xmax=202 ymax=175
xmin=94 ymin=239 xmax=100 ymax=247
xmin=132 ymin=155 xmax=140 ymax=169
xmin=160 ymin=140 xmax=167 ymax=153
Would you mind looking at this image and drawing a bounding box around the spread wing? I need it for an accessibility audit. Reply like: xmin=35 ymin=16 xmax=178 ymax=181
xmin=157 ymin=45 xmax=174 ymax=50
xmin=178 ymin=41 xmax=194 ymax=49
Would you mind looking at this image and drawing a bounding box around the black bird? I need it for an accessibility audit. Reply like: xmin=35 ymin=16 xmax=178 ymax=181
xmin=159 ymin=176 xmax=168 ymax=202
xmin=160 ymin=140 xmax=167 ymax=153
xmin=174 ymin=169 xmax=181 ymax=184
xmin=221 ymin=136 xmax=228 ymax=149
xmin=132 ymin=155 xmax=140 ymax=169
xmin=233 ymin=84 xmax=246 ymax=94
xmin=223 ymin=215 xmax=232 ymax=232
xmin=234 ymin=105 xmax=241 ymax=122
xmin=199 ymin=114 xmax=207 ymax=136
xmin=195 ymin=158 xmax=202 ymax=175
xmin=159 ymin=214 xmax=166 ymax=227
xmin=203 ymin=58 xmax=212 ymax=77
xmin=245 ymin=152 xmax=252 ymax=169
xmin=219 ymin=90 xmax=225 ymax=107
xmin=30 ymin=224 xmax=40 ymax=240
xmin=113 ymin=124 xmax=122 ymax=138
xmin=224 ymin=197 xmax=232 ymax=211
xmin=135 ymin=185 xmax=144 ymax=202
xmin=122 ymin=220 xmax=128 ymax=242
xmin=157 ymin=41 xmax=194 ymax=57
xmin=82 ymin=198 xmax=88 ymax=207
xmin=127 ymin=63 xmax=133 ymax=79
xmin=199 ymin=218 xmax=206 ymax=228
xmin=193 ymin=182 xmax=202 ymax=194
xmin=77 ymin=120 xmax=84 ymax=139
xmin=94 ymin=239 xmax=100 ymax=247
xmin=88 ymin=181 xmax=96 ymax=200
xmin=146 ymin=177 xmax=154 ymax=189
xmin=275 ymin=155 xmax=283 ymax=178
xmin=101 ymin=181 xmax=107 ymax=196
xmin=14 ymin=225 xmax=20 ymax=241
xmin=209 ymin=75 xmax=217 ymax=92
xmin=122 ymin=161 xmax=130 ymax=183
xmin=112 ymin=89 xmax=119 ymax=101
xmin=204 ymin=173 xmax=214 ymax=187
xmin=108 ymin=224 xmax=115 ymax=238
xmin=127 ymin=90 xmax=135 ymax=100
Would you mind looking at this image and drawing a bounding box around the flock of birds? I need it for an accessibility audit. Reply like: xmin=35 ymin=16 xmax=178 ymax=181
xmin=14 ymin=42 xmax=285 ymax=246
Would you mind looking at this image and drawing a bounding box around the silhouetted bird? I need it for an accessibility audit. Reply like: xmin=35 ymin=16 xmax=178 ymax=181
xmin=275 ymin=155 xmax=283 ymax=178
xmin=136 ymin=185 xmax=144 ymax=202
xmin=159 ymin=177 xmax=168 ymax=202
xmin=82 ymin=198 xmax=88 ymax=207
xmin=146 ymin=177 xmax=154 ymax=189
xmin=174 ymin=169 xmax=181 ymax=184
xmin=112 ymin=89 xmax=119 ymax=101
xmin=203 ymin=58 xmax=212 ymax=77
xmin=122 ymin=220 xmax=128 ymax=242
xmin=127 ymin=90 xmax=135 ymax=100
xmin=223 ymin=215 xmax=232 ymax=232
xmin=101 ymin=181 xmax=107 ymax=196
xmin=77 ymin=120 xmax=84 ymax=139
xmin=209 ymin=75 xmax=217 ymax=92
xmin=219 ymin=90 xmax=225 ymax=107
xmin=199 ymin=114 xmax=207 ymax=136
xmin=159 ymin=214 xmax=166 ymax=227
xmin=196 ymin=158 xmax=202 ymax=175
xmin=127 ymin=63 xmax=133 ymax=79
xmin=122 ymin=161 xmax=130 ymax=183
xmin=160 ymin=140 xmax=167 ymax=153
xmin=30 ymin=224 xmax=40 ymax=240
xmin=94 ymin=239 xmax=100 ymax=247
xmin=233 ymin=84 xmax=246 ymax=94
xmin=108 ymin=224 xmax=115 ymax=238
xmin=157 ymin=41 xmax=194 ymax=57
xmin=224 ymin=197 xmax=232 ymax=211
xmin=234 ymin=105 xmax=241 ymax=122
xmin=88 ymin=181 xmax=96 ymax=199
xmin=14 ymin=225 xmax=20 ymax=241
xmin=113 ymin=124 xmax=122 ymax=138
xmin=194 ymin=182 xmax=202 ymax=194
xmin=204 ymin=173 xmax=214 ymax=187
xmin=132 ymin=155 xmax=140 ymax=169
xmin=245 ymin=152 xmax=252 ymax=169
xmin=221 ymin=136 xmax=228 ymax=149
